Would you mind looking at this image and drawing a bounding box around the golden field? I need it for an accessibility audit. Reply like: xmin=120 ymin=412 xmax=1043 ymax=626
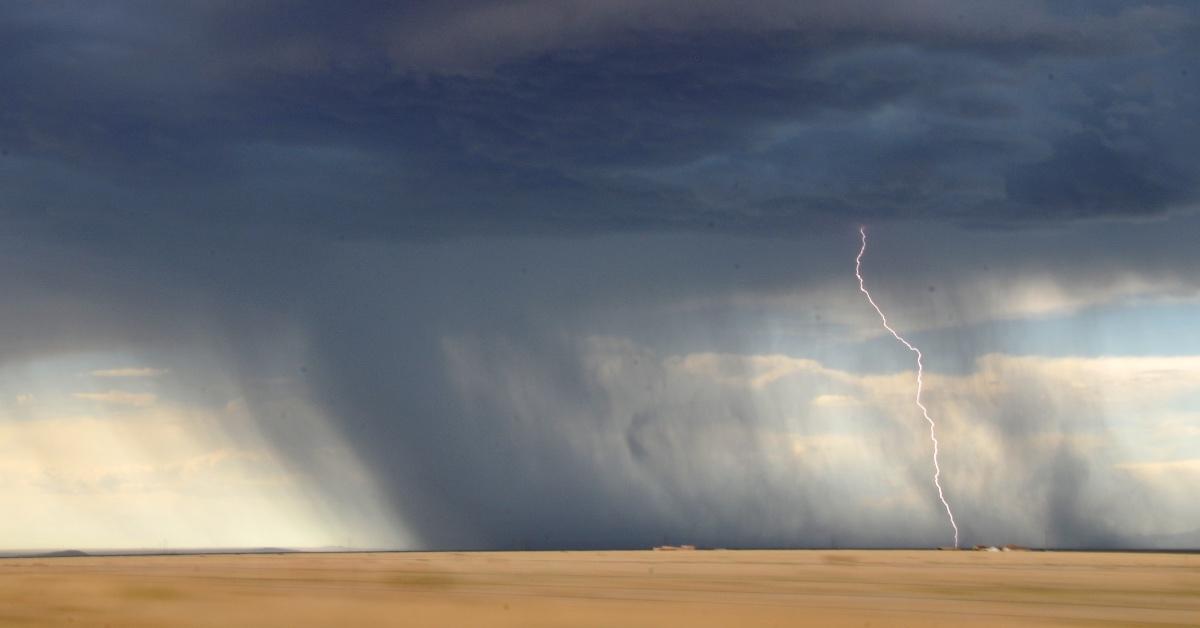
xmin=1 ymin=549 xmax=1197 ymax=626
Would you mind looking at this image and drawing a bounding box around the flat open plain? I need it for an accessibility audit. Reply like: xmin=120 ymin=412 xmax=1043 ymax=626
xmin=1 ymin=550 xmax=1197 ymax=626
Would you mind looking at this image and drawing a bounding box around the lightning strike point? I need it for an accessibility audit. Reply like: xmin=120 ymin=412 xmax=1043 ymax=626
xmin=855 ymin=226 xmax=960 ymax=548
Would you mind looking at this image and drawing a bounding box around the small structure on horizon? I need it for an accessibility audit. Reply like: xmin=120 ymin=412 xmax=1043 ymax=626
xmin=653 ymin=544 xmax=696 ymax=551
xmin=965 ymin=544 xmax=1033 ymax=552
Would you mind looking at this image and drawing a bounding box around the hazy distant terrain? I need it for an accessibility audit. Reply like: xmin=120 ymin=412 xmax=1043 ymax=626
xmin=1 ymin=550 xmax=1196 ymax=626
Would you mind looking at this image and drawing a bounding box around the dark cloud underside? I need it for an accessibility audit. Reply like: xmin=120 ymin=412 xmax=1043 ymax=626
xmin=1 ymin=1 xmax=1197 ymax=239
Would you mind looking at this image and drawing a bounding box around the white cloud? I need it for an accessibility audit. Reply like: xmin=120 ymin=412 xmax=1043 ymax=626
xmin=1115 ymin=459 xmax=1200 ymax=475
xmin=672 ymin=352 xmax=844 ymax=390
xmin=89 ymin=367 xmax=168 ymax=378
xmin=72 ymin=390 xmax=158 ymax=407
xmin=955 ymin=273 xmax=1195 ymax=326
xmin=810 ymin=393 xmax=860 ymax=408
xmin=660 ymin=261 xmax=1200 ymax=346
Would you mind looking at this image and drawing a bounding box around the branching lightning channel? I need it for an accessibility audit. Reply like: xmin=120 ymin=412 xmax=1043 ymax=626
xmin=855 ymin=226 xmax=960 ymax=548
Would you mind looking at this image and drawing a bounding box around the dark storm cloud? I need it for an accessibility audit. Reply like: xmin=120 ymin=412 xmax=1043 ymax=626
xmin=2 ymin=0 xmax=1197 ymax=238
xmin=4 ymin=2 xmax=1200 ymax=550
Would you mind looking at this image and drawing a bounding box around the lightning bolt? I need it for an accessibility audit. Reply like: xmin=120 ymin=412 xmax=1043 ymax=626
xmin=855 ymin=226 xmax=960 ymax=548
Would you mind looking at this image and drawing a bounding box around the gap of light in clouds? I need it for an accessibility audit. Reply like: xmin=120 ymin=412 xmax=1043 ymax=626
xmin=0 ymin=350 xmax=405 ymax=551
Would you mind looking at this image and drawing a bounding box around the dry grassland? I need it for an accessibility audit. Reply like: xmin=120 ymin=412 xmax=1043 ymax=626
xmin=1 ymin=549 xmax=1197 ymax=626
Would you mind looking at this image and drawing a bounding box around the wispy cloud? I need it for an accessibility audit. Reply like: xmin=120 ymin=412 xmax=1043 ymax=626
xmin=72 ymin=390 xmax=158 ymax=407
xmin=1115 ymin=459 xmax=1200 ymax=475
xmin=90 ymin=367 xmax=168 ymax=378
xmin=810 ymin=393 xmax=860 ymax=409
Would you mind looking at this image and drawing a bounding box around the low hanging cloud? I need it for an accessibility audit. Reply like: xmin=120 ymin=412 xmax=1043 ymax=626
xmin=432 ymin=336 xmax=1200 ymax=549
xmin=89 ymin=367 xmax=169 ymax=378
xmin=2 ymin=221 xmax=1198 ymax=550
xmin=72 ymin=390 xmax=158 ymax=407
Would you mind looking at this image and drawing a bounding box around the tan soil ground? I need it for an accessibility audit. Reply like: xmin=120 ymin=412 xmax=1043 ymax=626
xmin=0 ymin=549 xmax=1197 ymax=626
